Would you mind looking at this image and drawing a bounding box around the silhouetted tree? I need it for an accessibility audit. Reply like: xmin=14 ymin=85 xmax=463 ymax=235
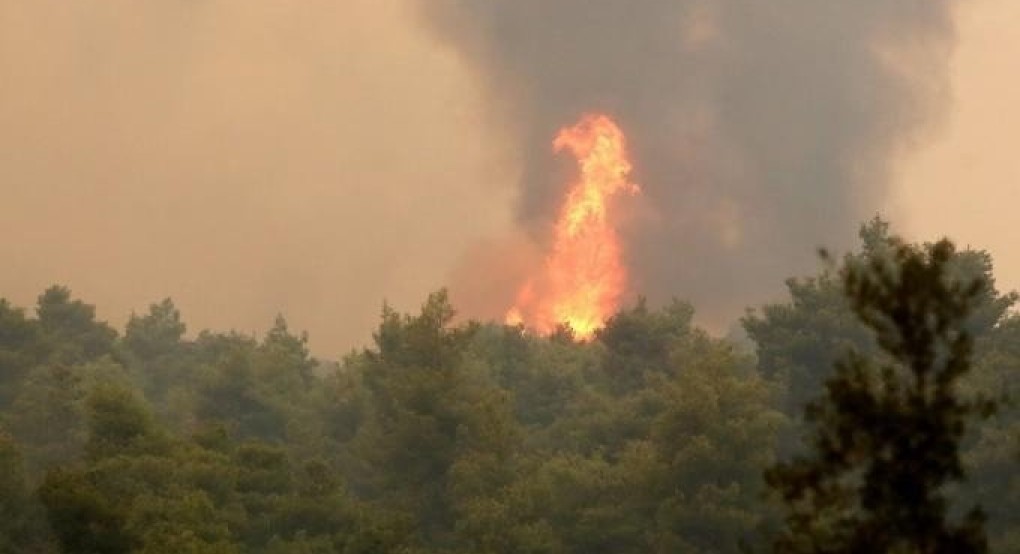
xmin=767 ymin=237 xmax=995 ymax=554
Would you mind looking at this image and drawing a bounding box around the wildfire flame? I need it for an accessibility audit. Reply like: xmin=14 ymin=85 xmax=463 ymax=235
xmin=506 ymin=114 xmax=639 ymax=339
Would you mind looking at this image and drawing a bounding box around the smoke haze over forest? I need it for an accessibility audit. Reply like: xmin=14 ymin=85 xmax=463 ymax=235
xmin=421 ymin=0 xmax=962 ymax=327
xmin=2 ymin=0 xmax=1019 ymax=355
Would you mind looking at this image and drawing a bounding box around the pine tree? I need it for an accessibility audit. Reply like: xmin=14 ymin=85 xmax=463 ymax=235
xmin=767 ymin=237 xmax=995 ymax=554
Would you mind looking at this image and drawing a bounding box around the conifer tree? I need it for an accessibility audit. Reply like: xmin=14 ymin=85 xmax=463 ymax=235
xmin=767 ymin=237 xmax=994 ymax=554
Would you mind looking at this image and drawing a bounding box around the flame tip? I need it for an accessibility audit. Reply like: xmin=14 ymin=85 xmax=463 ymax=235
xmin=508 ymin=113 xmax=639 ymax=339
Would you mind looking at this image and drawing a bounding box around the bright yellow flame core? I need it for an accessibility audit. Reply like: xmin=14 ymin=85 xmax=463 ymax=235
xmin=507 ymin=114 xmax=639 ymax=338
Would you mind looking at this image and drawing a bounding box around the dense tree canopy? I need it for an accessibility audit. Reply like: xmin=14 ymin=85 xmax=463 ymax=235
xmin=0 ymin=221 xmax=1015 ymax=553
xmin=767 ymin=236 xmax=997 ymax=553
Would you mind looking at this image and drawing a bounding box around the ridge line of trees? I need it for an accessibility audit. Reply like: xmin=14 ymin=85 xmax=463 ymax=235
xmin=0 ymin=219 xmax=1016 ymax=553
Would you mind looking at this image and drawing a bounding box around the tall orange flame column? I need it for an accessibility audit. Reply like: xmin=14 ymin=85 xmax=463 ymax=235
xmin=507 ymin=114 xmax=639 ymax=338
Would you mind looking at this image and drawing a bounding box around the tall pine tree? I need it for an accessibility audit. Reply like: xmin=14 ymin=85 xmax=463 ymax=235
xmin=767 ymin=237 xmax=995 ymax=554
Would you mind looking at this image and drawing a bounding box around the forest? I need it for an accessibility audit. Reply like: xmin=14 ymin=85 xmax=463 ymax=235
xmin=0 ymin=219 xmax=1017 ymax=554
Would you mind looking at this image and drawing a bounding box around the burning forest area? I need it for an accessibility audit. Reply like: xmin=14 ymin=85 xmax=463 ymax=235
xmin=505 ymin=113 xmax=638 ymax=339
xmin=1 ymin=1 xmax=1019 ymax=553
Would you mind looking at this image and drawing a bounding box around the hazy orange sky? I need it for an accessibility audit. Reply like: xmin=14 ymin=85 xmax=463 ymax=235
xmin=0 ymin=0 xmax=515 ymax=355
xmin=1 ymin=0 xmax=1017 ymax=356
xmin=891 ymin=0 xmax=1020 ymax=291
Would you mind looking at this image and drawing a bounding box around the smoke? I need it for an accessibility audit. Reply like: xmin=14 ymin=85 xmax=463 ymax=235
xmin=418 ymin=0 xmax=957 ymax=328
xmin=0 ymin=0 xmax=515 ymax=356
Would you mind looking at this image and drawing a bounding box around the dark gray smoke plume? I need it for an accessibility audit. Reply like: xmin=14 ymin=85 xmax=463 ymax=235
xmin=418 ymin=0 xmax=956 ymax=327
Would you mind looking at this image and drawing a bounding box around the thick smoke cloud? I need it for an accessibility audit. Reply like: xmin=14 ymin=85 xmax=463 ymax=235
xmin=419 ymin=1 xmax=957 ymax=327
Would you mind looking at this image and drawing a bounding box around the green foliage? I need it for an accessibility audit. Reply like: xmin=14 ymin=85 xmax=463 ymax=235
xmin=350 ymin=291 xmax=520 ymax=547
xmin=84 ymin=383 xmax=165 ymax=460
xmin=0 ymin=229 xmax=1014 ymax=554
xmin=257 ymin=315 xmax=316 ymax=391
xmin=745 ymin=219 xmax=1015 ymax=420
xmin=36 ymin=286 xmax=117 ymax=365
xmin=0 ymin=429 xmax=55 ymax=552
xmin=0 ymin=299 xmax=42 ymax=410
xmin=767 ymin=236 xmax=996 ymax=553
xmin=963 ymin=317 xmax=1020 ymax=552
xmin=193 ymin=334 xmax=288 ymax=443
xmin=124 ymin=299 xmax=186 ymax=360
xmin=39 ymin=467 xmax=133 ymax=554
xmin=597 ymin=298 xmax=695 ymax=392
xmin=123 ymin=298 xmax=193 ymax=404
xmin=6 ymin=363 xmax=87 ymax=473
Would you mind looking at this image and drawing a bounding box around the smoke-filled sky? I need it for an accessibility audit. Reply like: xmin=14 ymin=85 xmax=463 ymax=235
xmin=1 ymin=0 xmax=1018 ymax=356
